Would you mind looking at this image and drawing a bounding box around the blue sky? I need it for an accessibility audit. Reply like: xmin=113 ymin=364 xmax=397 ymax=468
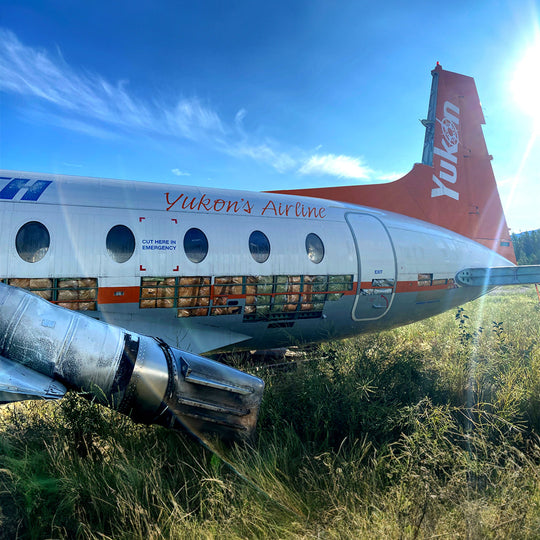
xmin=1 ymin=1 xmax=539 ymax=231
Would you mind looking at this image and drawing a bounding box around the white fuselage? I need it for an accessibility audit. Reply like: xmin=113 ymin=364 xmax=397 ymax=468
xmin=0 ymin=171 xmax=511 ymax=354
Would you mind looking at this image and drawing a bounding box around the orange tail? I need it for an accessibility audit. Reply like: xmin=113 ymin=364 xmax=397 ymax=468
xmin=271 ymin=64 xmax=516 ymax=264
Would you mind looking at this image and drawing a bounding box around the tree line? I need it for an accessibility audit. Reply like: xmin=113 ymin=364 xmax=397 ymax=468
xmin=512 ymin=229 xmax=540 ymax=265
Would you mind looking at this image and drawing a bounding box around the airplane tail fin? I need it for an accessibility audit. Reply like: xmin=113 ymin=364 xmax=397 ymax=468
xmin=271 ymin=64 xmax=516 ymax=263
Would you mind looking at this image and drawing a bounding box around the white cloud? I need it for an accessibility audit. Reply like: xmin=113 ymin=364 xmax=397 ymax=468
xmin=0 ymin=28 xmax=223 ymax=142
xmin=235 ymin=108 xmax=247 ymax=127
xmin=164 ymin=98 xmax=224 ymax=140
xmin=0 ymin=29 xmax=380 ymax=183
xmin=231 ymin=143 xmax=297 ymax=173
xmin=172 ymin=168 xmax=191 ymax=176
xmin=298 ymin=154 xmax=373 ymax=179
xmin=62 ymin=162 xmax=83 ymax=168
xmin=496 ymin=177 xmax=515 ymax=187
xmin=376 ymin=171 xmax=406 ymax=181
xmin=31 ymin=109 xmax=121 ymax=140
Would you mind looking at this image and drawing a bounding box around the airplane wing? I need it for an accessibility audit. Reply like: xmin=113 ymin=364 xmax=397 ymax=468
xmin=0 ymin=355 xmax=67 ymax=403
xmin=455 ymin=266 xmax=540 ymax=287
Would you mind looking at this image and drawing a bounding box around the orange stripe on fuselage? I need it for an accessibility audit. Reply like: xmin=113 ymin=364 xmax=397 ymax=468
xmin=94 ymin=280 xmax=456 ymax=306
xmin=395 ymin=281 xmax=455 ymax=293
xmin=97 ymin=286 xmax=140 ymax=304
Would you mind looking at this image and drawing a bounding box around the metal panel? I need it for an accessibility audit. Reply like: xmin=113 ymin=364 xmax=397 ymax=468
xmin=421 ymin=67 xmax=439 ymax=166
xmin=345 ymin=213 xmax=397 ymax=321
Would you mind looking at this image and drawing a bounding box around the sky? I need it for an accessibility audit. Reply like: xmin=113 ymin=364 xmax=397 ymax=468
xmin=0 ymin=0 xmax=539 ymax=231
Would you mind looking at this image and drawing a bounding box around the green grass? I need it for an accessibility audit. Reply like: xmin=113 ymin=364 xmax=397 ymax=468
xmin=2 ymin=286 xmax=540 ymax=538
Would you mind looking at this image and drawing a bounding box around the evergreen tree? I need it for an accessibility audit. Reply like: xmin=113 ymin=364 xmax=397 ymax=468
xmin=512 ymin=229 xmax=540 ymax=265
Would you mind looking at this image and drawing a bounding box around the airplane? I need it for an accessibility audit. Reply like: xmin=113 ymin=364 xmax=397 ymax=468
xmin=1 ymin=64 xmax=539 ymax=442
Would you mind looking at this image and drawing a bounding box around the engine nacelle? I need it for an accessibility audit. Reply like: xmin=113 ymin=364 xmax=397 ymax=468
xmin=0 ymin=283 xmax=264 ymax=441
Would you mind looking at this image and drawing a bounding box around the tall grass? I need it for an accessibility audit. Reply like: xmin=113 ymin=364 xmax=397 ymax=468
xmin=2 ymin=286 xmax=540 ymax=538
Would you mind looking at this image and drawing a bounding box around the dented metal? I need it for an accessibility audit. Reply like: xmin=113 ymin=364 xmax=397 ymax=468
xmin=0 ymin=283 xmax=264 ymax=441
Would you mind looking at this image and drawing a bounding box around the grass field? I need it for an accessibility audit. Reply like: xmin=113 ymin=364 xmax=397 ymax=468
xmin=2 ymin=286 xmax=540 ymax=538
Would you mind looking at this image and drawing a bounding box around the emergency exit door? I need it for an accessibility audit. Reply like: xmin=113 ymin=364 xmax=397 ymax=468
xmin=345 ymin=213 xmax=396 ymax=321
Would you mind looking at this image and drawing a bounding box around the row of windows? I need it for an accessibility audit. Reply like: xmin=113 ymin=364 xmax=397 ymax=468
xmin=2 ymin=273 xmax=454 ymax=322
xmin=15 ymin=221 xmax=325 ymax=265
xmin=1 ymin=277 xmax=98 ymax=311
xmin=417 ymin=273 xmax=454 ymax=287
xmin=139 ymin=274 xmax=354 ymax=321
xmin=1 ymin=274 xmax=353 ymax=323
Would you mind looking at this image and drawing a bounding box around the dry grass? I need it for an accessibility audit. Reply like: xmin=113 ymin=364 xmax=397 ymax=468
xmin=2 ymin=286 xmax=540 ymax=538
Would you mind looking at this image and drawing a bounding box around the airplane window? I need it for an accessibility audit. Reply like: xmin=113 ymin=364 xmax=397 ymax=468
xmin=106 ymin=225 xmax=135 ymax=263
xmin=249 ymin=230 xmax=270 ymax=263
xmin=15 ymin=221 xmax=50 ymax=263
xmin=184 ymin=228 xmax=208 ymax=263
xmin=306 ymin=233 xmax=324 ymax=264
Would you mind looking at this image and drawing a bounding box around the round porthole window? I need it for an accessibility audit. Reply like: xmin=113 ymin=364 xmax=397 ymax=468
xmin=249 ymin=230 xmax=270 ymax=263
xmin=16 ymin=221 xmax=50 ymax=263
xmin=106 ymin=225 xmax=135 ymax=263
xmin=184 ymin=228 xmax=208 ymax=263
xmin=306 ymin=233 xmax=324 ymax=264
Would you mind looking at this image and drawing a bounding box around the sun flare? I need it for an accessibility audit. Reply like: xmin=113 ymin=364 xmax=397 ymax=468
xmin=512 ymin=43 xmax=540 ymax=124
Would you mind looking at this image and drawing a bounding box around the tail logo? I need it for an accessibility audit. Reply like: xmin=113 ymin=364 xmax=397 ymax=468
xmin=431 ymin=101 xmax=460 ymax=201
